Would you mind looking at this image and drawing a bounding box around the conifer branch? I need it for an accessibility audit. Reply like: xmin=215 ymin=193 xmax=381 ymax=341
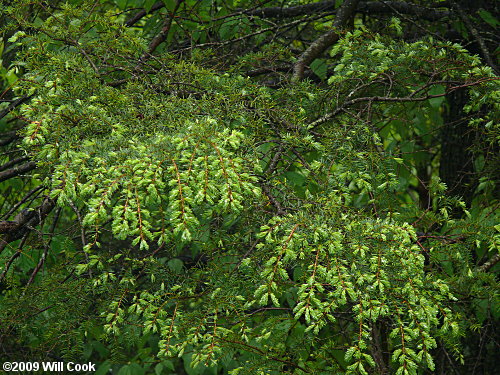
xmin=292 ymin=0 xmax=360 ymax=82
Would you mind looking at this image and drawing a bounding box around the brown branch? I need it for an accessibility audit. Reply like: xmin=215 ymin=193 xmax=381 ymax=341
xmin=246 ymin=65 xmax=292 ymax=77
xmin=292 ymin=0 xmax=360 ymax=82
xmin=172 ymin=16 xmax=313 ymax=53
xmin=73 ymin=40 xmax=99 ymax=75
xmin=360 ymin=0 xmax=451 ymax=21
xmin=0 ymin=96 xmax=29 ymax=120
xmin=1 ymin=185 xmax=45 ymax=220
xmin=378 ymin=0 xmax=446 ymax=42
xmin=0 ymin=161 xmax=37 ymax=183
xmin=0 ymin=130 xmax=19 ymax=147
xmin=477 ymin=252 xmax=500 ymax=273
xmin=0 ymin=232 xmax=29 ymax=282
xmin=248 ymin=0 xmax=338 ymax=18
xmin=309 ymin=79 xmax=498 ymax=128
xmin=218 ymin=337 xmax=310 ymax=373
xmin=261 ymin=184 xmax=286 ymax=216
xmin=0 ymin=196 xmax=56 ymax=255
xmin=0 ymin=156 xmax=29 ymax=172
xmin=0 ymin=221 xmax=18 ymax=234
xmin=248 ymin=1 xmax=450 ymax=21
xmin=69 ymin=199 xmax=87 ymax=248
xmin=266 ymin=143 xmax=284 ymax=174
xmin=27 ymin=206 xmax=62 ymax=285
xmin=145 ymin=0 xmax=184 ymax=56
xmin=452 ymin=1 xmax=498 ymax=74
xmin=125 ymin=1 xmax=165 ymax=27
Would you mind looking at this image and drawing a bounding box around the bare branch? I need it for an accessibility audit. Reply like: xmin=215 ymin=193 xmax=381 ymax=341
xmin=146 ymin=0 xmax=184 ymax=56
xmin=261 ymin=183 xmax=286 ymax=216
xmin=27 ymin=206 xmax=62 ymax=285
xmin=478 ymin=252 xmax=500 ymax=273
xmin=0 ymin=196 xmax=56 ymax=255
xmin=309 ymin=78 xmax=498 ymax=128
xmin=0 ymin=156 xmax=29 ymax=172
xmin=1 ymin=185 xmax=45 ymax=220
xmin=0 ymin=161 xmax=37 ymax=183
xmin=0 ymin=131 xmax=19 ymax=147
xmin=452 ymin=1 xmax=499 ymax=74
xmin=0 ymin=232 xmax=29 ymax=282
xmin=0 ymin=96 xmax=30 ymax=120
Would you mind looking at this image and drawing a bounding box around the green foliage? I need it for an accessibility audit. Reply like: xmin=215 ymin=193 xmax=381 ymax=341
xmin=0 ymin=0 xmax=498 ymax=374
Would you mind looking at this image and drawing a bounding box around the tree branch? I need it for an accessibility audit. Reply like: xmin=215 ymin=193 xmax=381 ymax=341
xmin=1 ymin=185 xmax=45 ymax=220
xmin=248 ymin=1 xmax=451 ymax=21
xmin=145 ymin=0 xmax=184 ymax=56
xmin=309 ymin=79 xmax=497 ymax=128
xmin=125 ymin=1 xmax=165 ymax=27
xmin=0 ymin=232 xmax=29 ymax=282
xmin=0 ymin=161 xmax=37 ymax=183
xmin=292 ymin=0 xmax=360 ymax=82
xmin=261 ymin=183 xmax=286 ymax=216
xmin=0 ymin=156 xmax=29 ymax=172
xmin=0 ymin=196 xmax=55 ymax=254
xmin=0 ymin=130 xmax=19 ymax=147
xmin=0 ymin=96 xmax=29 ymax=120
xmin=478 ymin=252 xmax=500 ymax=273
xmin=452 ymin=1 xmax=498 ymax=74
xmin=27 ymin=206 xmax=62 ymax=285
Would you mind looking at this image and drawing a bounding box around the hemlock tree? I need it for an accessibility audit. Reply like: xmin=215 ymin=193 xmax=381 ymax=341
xmin=0 ymin=0 xmax=498 ymax=374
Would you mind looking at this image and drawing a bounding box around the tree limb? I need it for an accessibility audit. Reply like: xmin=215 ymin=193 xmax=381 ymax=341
xmin=309 ymin=78 xmax=497 ymax=128
xmin=452 ymin=1 xmax=499 ymax=74
xmin=0 ymin=161 xmax=37 ymax=183
xmin=1 ymin=185 xmax=45 ymax=220
xmin=0 ymin=232 xmax=29 ymax=282
xmin=0 ymin=130 xmax=18 ymax=147
xmin=27 ymin=206 xmax=62 ymax=285
xmin=261 ymin=183 xmax=286 ymax=216
xmin=125 ymin=1 xmax=165 ymax=27
xmin=478 ymin=252 xmax=500 ymax=273
xmin=248 ymin=1 xmax=451 ymax=21
xmin=145 ymin=0 xmax=184 ymax=56
xmin=292 ymin=0 xmax=360 ymax=82
xmin=0 ymin=96 xmax=29 ymax=120
xmin=0 ymin=156 xmax=29 ymax=172
xmin=0 ymin=196 xmax=55 ymax=254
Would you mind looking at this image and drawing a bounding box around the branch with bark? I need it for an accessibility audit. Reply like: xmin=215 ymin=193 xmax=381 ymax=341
xmin=125 ymin=1 xmax=166 ymax=27
xmin=0 ymin=196 xmax=55 ymax=254
xmin=248 ymin=0 xmax=451 ymax=21
xmin=0 ymin=96 xmax=30 ymax=120
xmin=292 ymin=0 xmax=361 ymax=81
xmin=145 ymin=0 xmax=184 ymax=56
xmin=478 ymin=253 xmax=500 ymax=273
xmin=308 ymin=78 xmax=498 ymax=128
xmin=0 ymin=161 xmax=37 ymax=183
xmin=452 ymin=1 xmax=499 ymax=74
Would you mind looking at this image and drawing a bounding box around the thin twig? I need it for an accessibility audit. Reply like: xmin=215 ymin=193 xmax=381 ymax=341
xmin=0 ymin=232 xmax=30 ymax=282
xmin=26 ymin=207 xmax=62 ymax=285
xmin=0 ymin=96 xmax=29 ymax=120
xmin=452 ymin=1 xmax=498 ymax=74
